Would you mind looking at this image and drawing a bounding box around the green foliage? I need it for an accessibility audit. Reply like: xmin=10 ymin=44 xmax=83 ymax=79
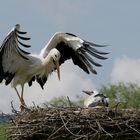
xmin=45 ymin=82 xmax=140 ymax=109
xmin=45 ymin=96 xmax=84 ymax=107
xmin=99 ymin=82 xmax=140 ymax=109
xmin=0 ymin=123 xmax=10 ymax=140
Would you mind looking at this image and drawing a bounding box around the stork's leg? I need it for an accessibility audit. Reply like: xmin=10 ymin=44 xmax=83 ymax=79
xmin=14 ymin=88 xmax=21 ymax=101
xmin=14 ymin=87 xmax=26 ymax=111
xmin=20 ymin=86 xmax=26 ymax=107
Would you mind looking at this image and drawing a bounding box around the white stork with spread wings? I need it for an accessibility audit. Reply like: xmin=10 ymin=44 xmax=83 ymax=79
xmin=0 ymin=24 xmax=108 ymax=111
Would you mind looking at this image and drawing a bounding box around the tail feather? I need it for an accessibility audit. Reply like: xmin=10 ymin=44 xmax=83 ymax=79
xmin=36 ymin=76 xmax=47 ymax=89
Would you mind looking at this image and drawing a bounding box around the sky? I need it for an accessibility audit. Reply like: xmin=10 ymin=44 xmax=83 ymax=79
xmin=0 ymin=0 xmax=140 ymax=113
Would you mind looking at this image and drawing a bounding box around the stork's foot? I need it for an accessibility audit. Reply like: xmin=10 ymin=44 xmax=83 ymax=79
xmin=20 ymin=104 xmax=27 ymax=112
xmin=20 ymin=98 xmax=27 ymax=112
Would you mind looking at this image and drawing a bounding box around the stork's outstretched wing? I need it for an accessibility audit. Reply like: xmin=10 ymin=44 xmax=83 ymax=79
xmin=38 ymin=32 xmax=108 ymax=88
xmin=0 ymin=24 xmax=31 ymax=85
xmin=41 ymin=32 xmax=108 ymax=74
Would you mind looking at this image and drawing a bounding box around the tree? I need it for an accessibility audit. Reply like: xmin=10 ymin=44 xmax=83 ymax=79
xmin=99 ymin=82 xmax=140 ymax=108
xmin=45 ymin=82 xmax=140 ymax=109
xmin=45 ymin=96 xmax=84 ymax=107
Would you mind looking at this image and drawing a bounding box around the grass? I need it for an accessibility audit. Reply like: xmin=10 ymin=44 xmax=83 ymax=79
xmin=0 ymin=122 xmax=11 ymax=140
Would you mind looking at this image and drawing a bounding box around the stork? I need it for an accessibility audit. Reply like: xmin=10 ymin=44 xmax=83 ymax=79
xmin=83 ymin=90 xmax=109 ymax=108
xmin=0 ymin=24 xmax=109 ymax=111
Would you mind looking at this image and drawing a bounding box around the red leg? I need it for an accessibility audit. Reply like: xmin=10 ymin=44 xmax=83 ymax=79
xmin=15 ymin=87 xmax=27 ymax=111
xmin=20 ymin=87 xmax=27 ymax=111
xmin=20 ymin=98 xmax=26 ymax=112
xmin=15 ymin=88 xmax=21 ymax=101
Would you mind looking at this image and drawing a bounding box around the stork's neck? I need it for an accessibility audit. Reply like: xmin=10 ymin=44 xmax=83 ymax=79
xmin=40 ymin=48 xmax=60 ymax=77
xmin=42 ymin=52 xmax=53 ymax=67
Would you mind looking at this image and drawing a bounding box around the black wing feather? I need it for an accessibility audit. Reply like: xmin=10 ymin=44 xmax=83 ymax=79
xmin=0 ymin=25 xmax=31 ymax=85
xmin=84 ymin=40 xmax=107 ymax=47
xmin=56 ymin=42 xmax=72 ymax=64
xmin=16 ymin=30 xmax=27 ymax=34
xmin=18 ymin=40 xmax=31 ymax=48
xmin=17 ymin=35 xmax=30 ymax=40
xmin=56 ymin=41 xmax=90 ymax=74
xmin=55 ymin=39 xmax=108 ymax=75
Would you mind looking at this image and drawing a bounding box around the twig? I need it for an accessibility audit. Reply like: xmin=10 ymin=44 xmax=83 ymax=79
xmin=8 ymin=107 xmax=140 ymax=139
xmin=59 ymin=110 xmax=87 ymax=139
xmin=32 ymin=101 xmax=36 ymax=108
xmin=67 ymin=96 xmax=73 ymax=107
xmin=96 ymin=120 xmax=113 ymax=138
xmin=48 ymin=121 xmax=68 ymax=139
xmin=126 ymin=122 xmax=140 ymax=135
xmin=115 ymin=102 xmax=121 ymax=115
xmin=10 ymin=101 xmax=20 ymax=114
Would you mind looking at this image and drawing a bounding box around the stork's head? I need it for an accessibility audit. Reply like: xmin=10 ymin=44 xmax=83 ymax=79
xmin=50 ymin=48 xmax=61 ymax=80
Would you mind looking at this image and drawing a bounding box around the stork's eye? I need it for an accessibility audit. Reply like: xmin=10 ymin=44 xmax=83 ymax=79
xmin=55 ymin=54 xmax=57 ymax=58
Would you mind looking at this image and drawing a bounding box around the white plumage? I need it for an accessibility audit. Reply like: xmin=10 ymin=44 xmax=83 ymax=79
xmin=0 ymin=24 xmax=108 ymax=111
xmin=83 ymin=90 xmax=109 ymax=108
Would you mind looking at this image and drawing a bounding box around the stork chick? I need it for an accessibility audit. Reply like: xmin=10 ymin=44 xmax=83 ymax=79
xmin=83 ymin=90 xmax=109 ymax=108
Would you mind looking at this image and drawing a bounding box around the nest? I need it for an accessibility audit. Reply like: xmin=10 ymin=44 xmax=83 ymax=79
xmin=8 ymin=107 xmax=140 ymax=140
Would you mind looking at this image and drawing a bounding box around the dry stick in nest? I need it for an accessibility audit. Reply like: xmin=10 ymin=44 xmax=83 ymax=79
xmin=11 ymin=101 xmax=20 ymax=114
xmin=47 ymin=120 xmax=69 ymax=139
xmin=85 ymin=114 xmax=100 ymax=139
xmin=96 ymin=120 xmax=113 ymax=138
xmin=58 ymin=109 xmax=87 ymax=139
xmin=67 ymin=96 xmax=73 ymax=107
xmin=8 ymin=107 xmax=140 ymax=139
xmin=125 ymin=121 xmax=140 ymax=135
xmin=10 ymin=100 xmax=31 ymax=113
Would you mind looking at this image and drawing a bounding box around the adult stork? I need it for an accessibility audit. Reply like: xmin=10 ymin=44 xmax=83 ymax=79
xmin=0 ymin=24 xmax=109 ymax=111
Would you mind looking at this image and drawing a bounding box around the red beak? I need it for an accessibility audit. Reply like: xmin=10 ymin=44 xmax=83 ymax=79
xmin=54 ymin=60 xmax=60 ymax=80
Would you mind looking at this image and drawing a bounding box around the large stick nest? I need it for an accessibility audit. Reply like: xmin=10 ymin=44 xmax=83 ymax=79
xmin=9 ymin=107 xmax=140 ymax=140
